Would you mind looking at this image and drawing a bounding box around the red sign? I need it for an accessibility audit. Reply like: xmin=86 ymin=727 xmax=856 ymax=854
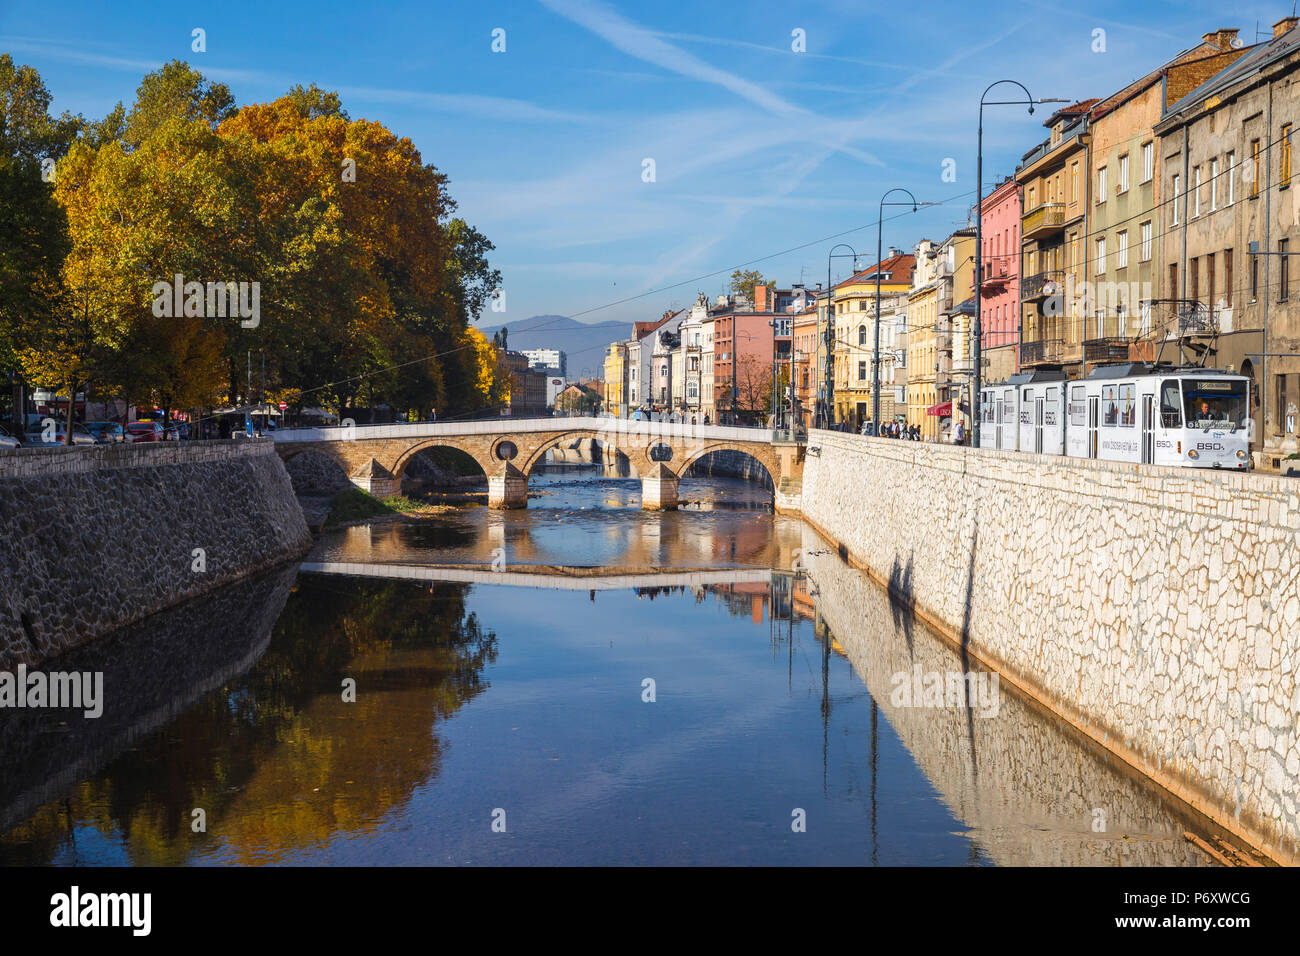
xmin=278 ymin=402 xmax=288 ymax=410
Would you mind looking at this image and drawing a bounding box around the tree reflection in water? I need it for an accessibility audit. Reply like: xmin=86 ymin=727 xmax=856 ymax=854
xmin=0 ymin=578 xmax=496 ymax=865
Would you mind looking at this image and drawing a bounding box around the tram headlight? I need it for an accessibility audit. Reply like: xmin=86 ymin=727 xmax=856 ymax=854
xmin=1187 ymin=448 xmax=1199 ymax=460
xmin=1236 ymin=449 xmax=1247 ymax=460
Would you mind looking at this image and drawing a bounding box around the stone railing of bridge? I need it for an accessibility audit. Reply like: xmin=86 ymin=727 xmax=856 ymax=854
xmin=273 ymin=416 xmax=805 ymax=510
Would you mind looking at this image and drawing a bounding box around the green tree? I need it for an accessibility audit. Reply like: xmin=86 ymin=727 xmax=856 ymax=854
xmin=728 ymin=268 xmax=770 ymax=303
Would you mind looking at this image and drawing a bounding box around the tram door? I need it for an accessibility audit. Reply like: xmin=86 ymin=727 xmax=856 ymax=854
xmin=1141 ymin=394 xmax=1154 ymax=464
xmin=1034 ymin=398 xmax=1045 ymax=453
xmin=1087 ymin=397 xmax=1099 ymax=458
xmin=994 ymin=398 xmax=1003 ymax=448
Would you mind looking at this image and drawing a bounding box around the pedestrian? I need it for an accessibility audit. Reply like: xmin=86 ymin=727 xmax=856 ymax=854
xmin=691 ymin=415 xmax=697 ymax=425
xmin=703 ymin=413 xmax=710 ymax=425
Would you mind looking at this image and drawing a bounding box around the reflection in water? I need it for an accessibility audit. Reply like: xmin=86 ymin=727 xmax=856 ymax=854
xmin=0 ymin=459 xmax=1223 ymax=865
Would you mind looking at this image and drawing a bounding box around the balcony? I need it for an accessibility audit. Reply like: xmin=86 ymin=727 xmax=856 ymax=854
xmin=1019 ymin=337 xmax=1065 ymax=366
xmin=1083 ymin=337 xmax=1130 ymax=363
xmin=1021 ymin=269 xmax=1064 ymax=301
xmin=980 ymin=258 xmax=1013 ymax=290
xmin=1022 ymin=202 xmax=1065 ymax=240
xmin=1177 ymin=301 xmax=1219 ymax=336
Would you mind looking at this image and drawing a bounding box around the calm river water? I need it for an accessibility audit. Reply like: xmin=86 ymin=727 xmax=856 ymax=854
xmin=0 ymin=460 xmax=1220 ymax=865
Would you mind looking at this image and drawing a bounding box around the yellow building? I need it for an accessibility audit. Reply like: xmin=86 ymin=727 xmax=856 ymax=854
xmin=906 ymin=240 xmax=941 ymax=440
xmin=944 ymin=229 xmax=977 ymax=435
xmin=828 ymin=251 xmax=917 ymax=430
xmin=603 ymin=342 xmax=627 ymax=416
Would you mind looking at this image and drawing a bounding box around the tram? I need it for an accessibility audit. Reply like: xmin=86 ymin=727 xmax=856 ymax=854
xmin=979 ymin=363 xmax=1251 ymax=470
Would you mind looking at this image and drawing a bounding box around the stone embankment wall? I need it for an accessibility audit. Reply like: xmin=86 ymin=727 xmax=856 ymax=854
xmin=0 ymin=439 xmax=311 ymax=668
xmin=799 ymin=429 xmax=1300 ymax=864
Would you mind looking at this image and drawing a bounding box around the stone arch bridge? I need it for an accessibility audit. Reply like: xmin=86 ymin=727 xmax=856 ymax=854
xmin=273 ymin=417 xmax=805 ymax=510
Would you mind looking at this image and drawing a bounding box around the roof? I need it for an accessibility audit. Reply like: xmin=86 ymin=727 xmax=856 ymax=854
xmin=834 ymin=252 xmax=917 ymax=290
xmin=1163 ymin=23 xmax=1300 ymax=121
xmin=1088 ymin=41 xmax=1225 ymax=121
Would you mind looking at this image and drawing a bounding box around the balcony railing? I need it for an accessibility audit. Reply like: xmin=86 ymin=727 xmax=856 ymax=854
xmin=1019 ymin=338 xmax=1065 ymax=365
xmin=1083 ymin=337 xmax=1130 ymax=363
xmin=1177 ymin=302 xmax=1219 ymax=336
xmin=1022 ymin=202 xmax=1065 ymax=239
xmin=1021 ymin=269 xmax=1064 ymax=301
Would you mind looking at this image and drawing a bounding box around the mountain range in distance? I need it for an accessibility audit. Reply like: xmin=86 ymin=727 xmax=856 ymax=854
xmin=477 ymin=314 xmax=632 ymax=379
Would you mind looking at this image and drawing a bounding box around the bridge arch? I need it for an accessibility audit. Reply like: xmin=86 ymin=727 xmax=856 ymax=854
xmin=674 ymin=443 xmax=778 ymax=490
xmin=519 ymin=429 xmax=635 ymax=477
xmin=392 ymin=439 xmax=494 ymax=483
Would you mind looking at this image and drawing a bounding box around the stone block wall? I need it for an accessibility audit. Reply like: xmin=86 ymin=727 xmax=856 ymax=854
xmin=0 ymin=440 xmax=311 ymax=667
xmin=799 ymin=429 xmax=1300 ymax=864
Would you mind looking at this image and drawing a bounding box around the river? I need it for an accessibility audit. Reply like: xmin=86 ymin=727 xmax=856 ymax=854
xmin=0 ymin=457 xmax=1220 ymax=865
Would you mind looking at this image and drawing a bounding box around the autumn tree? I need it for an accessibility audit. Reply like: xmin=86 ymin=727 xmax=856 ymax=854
xmin=728 ymin=268 xmax=770 ymax=303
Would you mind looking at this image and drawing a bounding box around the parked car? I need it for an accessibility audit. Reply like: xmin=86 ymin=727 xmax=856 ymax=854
xmin=125 ymin=421 xmax=164 ymax=443
xmin=163 ymin=423 xmax=192 ymax=441
xmin=0 ymin=425 xmax=20 ymax=450
xmin=23 ymin=423 xmax=96 ymax=446
xmin=85 ymin=421 xmax=125 ymax=444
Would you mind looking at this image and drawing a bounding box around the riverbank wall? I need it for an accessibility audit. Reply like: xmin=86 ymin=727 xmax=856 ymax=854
xmin=798 ymin=428 xmax=1300 ymax=864
xmin=0 ymin=439 xmax=311 ymax=668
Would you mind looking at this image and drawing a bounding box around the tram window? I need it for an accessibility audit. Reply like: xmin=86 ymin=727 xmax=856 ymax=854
xmin=1118 ymin=384 xmax=1136 ymax=427
xmin=1160 ymin=382 xmax=1182 ymax=428
xmin=1102 ymin=385 xmax=1119 ymax=426
xmin=1001 ymin=390 xmax=1015 ymax=423
xmin=1047 ymin=387 xmax=1059 ymax=404
xmin=1184 ymin=379 xmax=1249 ymax=430
xmin=1069 ymin=386 xmax=1086 ymax=426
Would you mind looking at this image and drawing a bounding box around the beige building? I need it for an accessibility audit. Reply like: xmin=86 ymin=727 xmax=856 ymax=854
xmin=1154 ymin=18 xmax=1300 ymax=465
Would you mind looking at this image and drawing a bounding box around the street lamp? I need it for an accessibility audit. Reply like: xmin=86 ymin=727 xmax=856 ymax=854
xmin=974 ymin=82 xmax=1068 ymax=445
xmin=824 ymin=244 xmax=860 ymax=429
xmin=873 ymin=189 xmax=937 ymax=435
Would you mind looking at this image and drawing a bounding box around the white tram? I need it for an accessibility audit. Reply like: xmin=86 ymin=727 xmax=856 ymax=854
xmin=980 ymin=363 xmax=1251 ymax=470
xmin=978 ymin=370 xmax=1067 ymax=454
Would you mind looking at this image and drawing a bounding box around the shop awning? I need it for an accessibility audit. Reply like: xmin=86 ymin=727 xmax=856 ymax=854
xmin=926 ymin=401 xmax=953 ymax=417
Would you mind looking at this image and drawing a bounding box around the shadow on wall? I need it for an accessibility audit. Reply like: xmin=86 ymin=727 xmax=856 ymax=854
xmin=887 ymin=553 xmax=916 ymax=657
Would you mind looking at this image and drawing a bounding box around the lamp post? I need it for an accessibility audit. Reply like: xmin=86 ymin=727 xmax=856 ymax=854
xmin=873 ymin=190 xmax=936 ymax=435
xmin=824 ymin=244 xmax=860 ymax=429
xmin=974 ymin=82 xmax=1068 ymax=445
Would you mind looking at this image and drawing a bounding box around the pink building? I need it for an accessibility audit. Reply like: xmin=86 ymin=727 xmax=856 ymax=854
xmin=978 ymin=177 xmax=1022 ymax=382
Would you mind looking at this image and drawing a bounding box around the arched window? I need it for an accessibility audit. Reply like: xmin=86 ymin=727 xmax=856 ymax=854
xmin=858 ymin=325 xmax=867 ymax=346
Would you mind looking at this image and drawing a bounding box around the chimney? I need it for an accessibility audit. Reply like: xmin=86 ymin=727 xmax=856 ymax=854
xmin=887 ymin=246 xmax=901 ymax=259
xmin=753 ymin=284 xmax=767 ymax=312
xmin=1202 ymin=28 xmax=1240 ymax=50
xmin=1275 ymin=16 xmax=1298 ymax=38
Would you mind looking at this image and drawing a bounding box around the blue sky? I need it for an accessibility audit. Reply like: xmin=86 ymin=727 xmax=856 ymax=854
xmin=2 ymin=0 xmax=1286 ymax=343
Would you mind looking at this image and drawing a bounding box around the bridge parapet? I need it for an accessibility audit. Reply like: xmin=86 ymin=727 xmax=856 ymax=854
xmin=273 ymin=416 xmax=803 ymax=510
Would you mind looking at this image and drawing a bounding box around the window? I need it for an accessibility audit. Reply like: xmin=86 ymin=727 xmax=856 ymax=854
xmin=1071 ymin=162 xmax=1079 ymax=202
xmin=1172 ymin=173 xmax=1181 ymax=224
xmin=1119 ymin=384 xmax=1136 ymax=427
xmin=1225 ymin=249 xmax=1233 ymax=307
xmin=858 ymin=360 xmax=867 ymax=381
xmin=1069 ymin=385 xmax=1086 ymax=426
xmin=1281 ymin=240 xmax=1290 ymax=301
xmin=1210 ymin=158 xmax=1219 ymax=209
xmin=1141 ymin=300 xmax=1152 ymax=338
xmin=858 ymin=325 xmax=867 ymax=346
xmin=1170 ymin=263 xmax=1178 ymax=300
xmin=1207 ymin=252 xmax=1216 ymax=310
xmin=1119 ymin=154 xmax=1129 ymax=193
xmin=1278 ymin=375 xmax=1290 ymax=432
xmin=1142 ymin=142 xmax=1154 ymax=182
xmin=1251 ymin=252 xmax=1259 ymax=301
xmin=1160 ymin=381 xmax=1182 ymax=428
xmin=1117 ymin=230 xmax=1128 ymax=269
xmin=1227 ymin=151 xmax=1236 ymax=204
xmin=1251 ymin=139 xmax=1261 ymax=197
xmin=1193 ymin=166 xmax=1201 ymax=217
xmin=1097 ymin=165 xmax=1107 ymax=201
xmin=1096 ymin=237 xmax=1106 ymax=275
xmin=1102 ymin=385 xmax=1118 ymax=426
xmin=1190 ymin=257 xmax=1199 ymax=303
xmin=1284 ymin=124 xmax=1293 ymax=188
xmin=1140 ymin=221 xmax=1152 ymax=262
